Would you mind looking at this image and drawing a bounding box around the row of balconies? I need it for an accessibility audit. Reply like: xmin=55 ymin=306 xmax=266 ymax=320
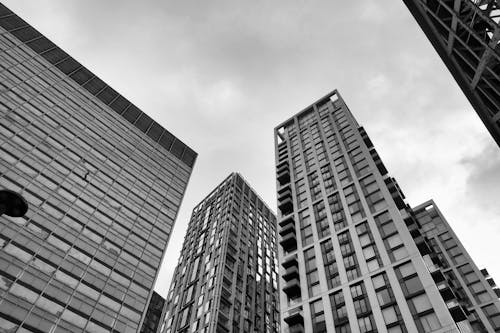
xmin=279 ymin=215 xmax=297 ymax=253
xmin=278 ymin=184 xmax=294 ymax=216
xmin=277 ymin=160 xmax=290 ymax=186
xmin=282 ymin=254 xmax=301 ymax=298
xmin=385 ymin=177 xmax=407 ymax=210
xmin=358 ymin=126 xmax=374 ymax=149
xmin=481 ymin=269 xmax=500 ymax=298
xmin=283 ymin=307 xmax=304 ymax=333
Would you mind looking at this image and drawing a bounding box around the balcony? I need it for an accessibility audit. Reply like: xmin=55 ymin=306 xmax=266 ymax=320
xmin=385 ymin=177 xmax=406 ymax=209
xmin=282 ymin=254 xmax=298 ymax=269
xmin=277 ymin=161 xmax=291 ymax=185
xmin=278 ymin=185 xmax=293 ymax=202
xmin=279 ymin=221 xmax=295 ymax=237
xmin=370 ymin=149 xmax=388 ymax=176
xmin=437 ymin=283 xmax=456 ymax=302
xmin=279 ymin=215 xmax=295 ymax=228
xmin=447 ymin=302 xmax=468 ymax=322
xmin=283 ymin=266 xmax=299 ymax=281
xmin=284 ymin=310 xmax=304 ymax=333
xmin=283 ymin=277 xmax=301 ymax=297
xmin=358 ymin=126 xmax=374 ymax=149
xmin=280 ymin=232 xmax=297 ymax=252
xmin=278 ymin=195 xmax=294 ymax=216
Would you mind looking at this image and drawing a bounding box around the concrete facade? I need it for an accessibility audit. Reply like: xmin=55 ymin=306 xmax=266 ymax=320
xmin=274 ymin=90 xmax=498 ymax=333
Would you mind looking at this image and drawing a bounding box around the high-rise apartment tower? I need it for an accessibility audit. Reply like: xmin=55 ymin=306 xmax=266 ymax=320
xmin=140 ymin=292 xmax=166 ymax=333
xmin=402 ymin=0 xmax=500 ymax=147
xmin=274 ymin=90 xmax=500 ymax=332
xmin=413 ymin=200 xmax=500 ymax=332
xmin=159 ymin=173 xmax=280 ymax=333
xmin=0 ymin=3 xmax=196 ymax=332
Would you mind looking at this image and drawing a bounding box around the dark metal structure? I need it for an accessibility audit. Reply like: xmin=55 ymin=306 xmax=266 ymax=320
xmin=403 ymin=0 xmax=500 ymax=146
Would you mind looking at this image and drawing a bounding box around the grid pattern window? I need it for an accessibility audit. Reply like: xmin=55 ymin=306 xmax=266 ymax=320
xmin=299 ymin=209 xmax=314 ymax=247
xmin=372 ymin=273 xmax=407 ymax=332
xmin=0 ymin=16 xmax=195 ymax=333
xmin=330 ymin=290 xmax=351 ymax=333
xmin=328 ymin=193 xmax=347 ymax=232
xmin=395 ymin=262 xmax=441 ymax=332
xmin=338 ymin=231 xmax=360 ymax=281
xmin=313 ymin=200 xmax=330 ymax=240
xmin=348 ymin=146 xmax=370 ymax=178
xmin=374 ymin=211 xmax=409 ymax=262
xmin=356 ymin=222 xmax=382 ymax=272
xmin=343 ymin=184 xmax=365 ymax=224
xmin=321 ymin=239 xmax=340 ymax=289
xmin=310 ymin=298 xmax=327 ymax=333
xmin=359 ymin=174 xmax=387 ymax=214
xmin=304 ymin=247 xmax=320 ymax=298
xmin=350 ymin=282 xmax=377 ymax=333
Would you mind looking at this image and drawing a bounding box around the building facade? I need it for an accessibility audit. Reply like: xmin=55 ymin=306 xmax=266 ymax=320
xmin=413 ymin=200 xmax=500 ymax=332
xmin=141 ymin=291 xmax=166 ymax=333
xmin=402 ymin=0 xmax=500 ymax=147
xmin=159 ymin=173 xmax=280 ymax=333
xmin=274 ymin=90 xmax=500 ymax=333
xmin=0 ymin=3 xmax=196 ymax=333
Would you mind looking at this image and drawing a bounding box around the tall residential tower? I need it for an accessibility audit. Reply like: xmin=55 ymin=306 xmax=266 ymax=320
xmin=402 ymin=0 xmax=500 ymax=146
xmin=274 ymin=90 xmax=500 ymax=333
xmin=159 ymin=173 xmax=280 ymax=333
xmin=0 ymin=3 xmax=196 ymax=332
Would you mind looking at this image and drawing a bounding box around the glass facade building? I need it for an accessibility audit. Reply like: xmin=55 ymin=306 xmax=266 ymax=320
xmin=0 ymin=3 xmax=196 ymax=333
xmin=274 ymin=90 xmax=500 ymax=333
xmin=159 ymin=173 xmax=280 ymax=333
xmin=402 ymin=0 xmax=500 ymax=147
xmin=140 ymin=291 xmax=166 ymax=333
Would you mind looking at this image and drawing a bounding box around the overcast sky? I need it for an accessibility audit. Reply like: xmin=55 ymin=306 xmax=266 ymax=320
xmin=5 ymin=0 xmax=500 ymax=298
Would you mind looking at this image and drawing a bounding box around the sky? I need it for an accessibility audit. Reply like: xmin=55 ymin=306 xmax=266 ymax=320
xmin=4 ymin=0 xmax=500 ymax=298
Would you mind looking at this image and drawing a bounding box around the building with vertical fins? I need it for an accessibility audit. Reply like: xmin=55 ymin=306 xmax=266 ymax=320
xmin=0 ymin=3 xmax=196 ymax=333
xmin=140 ymin=291 xmax=166 ymax=333
xmin=402 ymin=0 xmax=500 ymax=147
xmin=159 ymin=173 xmax=280 ymax=333
xmin=413 ymin=200 xmax=500 ymax=332
xmin=274 ymin=90 xmax=500 ymax=333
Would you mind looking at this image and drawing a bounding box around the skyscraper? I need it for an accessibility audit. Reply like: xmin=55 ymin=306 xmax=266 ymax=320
xmin=274 ymin=90 xmax=500 ymax=333
xmin=413 ymin=200 xmax=500 ymax=332
xmin=0 ymin=3 xmax=196 ymax=333
xmin=159 ymin=173 xmax=280 ymax=333
xmin=402 ymin=0 xmax=500 ymax=147
xmin=140 ymin=292 xmax=166 ymax=333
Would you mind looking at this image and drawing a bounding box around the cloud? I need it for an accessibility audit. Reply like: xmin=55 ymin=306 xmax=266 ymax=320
xmin=5 ymin=0 xmax=500 ymax=297
xmin=461 ymin=143 xmax=500 ymax=214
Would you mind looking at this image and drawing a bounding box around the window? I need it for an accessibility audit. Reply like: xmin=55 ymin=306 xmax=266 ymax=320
xmin=310 ymin=299 xmax=327 ymax=333
xmin=356 ymin=222 xmax=381 ymax=272
xmin=418 ymin=312 xmax=440 ymax=332
xmin=321 ymin=240 xmax=340 ymax=289
xmin=359 ymin=174 xmax=387 ymax=213
xmin=357 ymin=315 xmax=375 ymax=333
xmin=343 ymin=184 xmax=365 ymax=223
xmin=329 ymin=193 xmax=347 ymax=231
xmin=375 ymin=211 xmax=408 ymax=262
xmin=304 ymin=247 xmax=320 ymax=297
